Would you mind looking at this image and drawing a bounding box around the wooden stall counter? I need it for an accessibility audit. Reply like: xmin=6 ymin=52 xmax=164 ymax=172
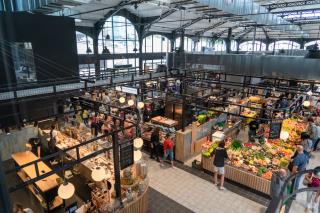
xmin=201 ymin=155 xmax=270 ymax=195
xmin=151 ymin=116 xmax=178 ymax=128
xmin=12 ymin=151 xmax=63 ymax=211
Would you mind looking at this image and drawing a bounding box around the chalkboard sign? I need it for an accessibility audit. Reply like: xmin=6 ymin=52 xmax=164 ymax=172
xmin=269 ymin=121 xmax=282 ymax=139
xmin=120 ymin=140 xmax=134 ymax=170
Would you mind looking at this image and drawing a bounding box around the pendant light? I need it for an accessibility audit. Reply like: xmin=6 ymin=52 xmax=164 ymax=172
xmin=134 ymin=138 xmax=144 ymax=149
xmin=134 ymin=150 xmax=142 ymax=162
xmin=119 ymin=97 xmax=126 ymax=104
xmin=128 ymin=99 xmax=135 ymax=106
xmin=91 ymin=166 xmax=106 ymax=182
xmin=137 ymin=102 xmax=144 ymax=109
xmin=86 ymin=47 xmax=92 ymax=54
xmin=58 ymin=154 xmax=75 ymax=200
xmin=303 ymin=100 xmax=311 ymax=107
xmin=58 ymin=181 xmax=75 ymax=200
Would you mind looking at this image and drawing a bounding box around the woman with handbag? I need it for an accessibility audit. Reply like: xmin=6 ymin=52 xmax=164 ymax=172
xmin=304 ymin=167 xmax=320 ymax=212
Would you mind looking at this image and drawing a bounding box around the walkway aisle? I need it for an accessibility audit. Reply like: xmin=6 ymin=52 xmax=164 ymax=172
xmin=145 ymin=155 xmax=265 ymax=213
xmin=289 ymin=151 xmax=320 ymax=213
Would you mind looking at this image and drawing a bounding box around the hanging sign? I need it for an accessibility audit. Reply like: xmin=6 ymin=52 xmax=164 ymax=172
xmin=115 ymin=86 xmax=138 ymax=95
xmin=120 ymin=140 xmax=134 ymax=170
xmin=269 ymin=121 xmax=282 ymax=139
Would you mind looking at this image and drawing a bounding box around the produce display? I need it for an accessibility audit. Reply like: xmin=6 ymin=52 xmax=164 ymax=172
xmin=202 ymin=117 xmax=307 ymax=180
xmin=281 ymin=117 xmax=308 ymax=143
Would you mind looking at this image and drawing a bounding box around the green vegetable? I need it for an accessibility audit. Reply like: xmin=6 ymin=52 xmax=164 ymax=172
xmin=231 ymin=139 xmax=242 ymax=150
xmin=197 ymin=114 xmax=207 ymax=124
xmin=202 ymin=151 xmax=211 ymax=158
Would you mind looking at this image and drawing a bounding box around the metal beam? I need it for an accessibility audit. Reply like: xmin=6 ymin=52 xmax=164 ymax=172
xmin=173 ymin=17 xmax=203 ymax=33
xmin=266 ymin=0 xmax=320 ymax=11
xmin=261 ymin=27 xmax=269 ymax=39
xmin=234 ymin=27 xmax=255 ymax=40
xmin=196 ymin=0 xmax=307 ymax=36
xmin=194 ymin=20 xmax=228 ymax=36
xmin=143 ymin=9 xmax=177 ymax=34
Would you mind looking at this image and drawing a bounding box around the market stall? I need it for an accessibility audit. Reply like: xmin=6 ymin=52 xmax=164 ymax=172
xmin=201 ymin=117 xmax=307 ymax=195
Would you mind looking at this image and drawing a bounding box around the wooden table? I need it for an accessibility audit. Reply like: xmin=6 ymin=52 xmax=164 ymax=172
xmin=12 ymin=151 xmax=63 ymax=211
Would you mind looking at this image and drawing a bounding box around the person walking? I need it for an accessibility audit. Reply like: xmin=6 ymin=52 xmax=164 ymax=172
xmin=150 ymin=127 xmax=160 ymax=162
xmin=304 ymin=167 xmax=320 ymax=212
xmin=212 ymin=141 xmax=229 ymax=190
xmin=162 ymin=133 xmax=174 ymax=167
xmin=301 ymin=132 xmax=313 ymax=161
xmin=270 ymin=169 xmax=287 ymax=199
xmin=291 ymin=145 xmax=309 ymax=191
xmin=309 ymin=118 xmax=320 ymax=151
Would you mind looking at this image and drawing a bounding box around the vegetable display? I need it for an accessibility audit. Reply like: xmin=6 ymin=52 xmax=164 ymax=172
xmin=202 ymin=118 xmax=306 ymax=180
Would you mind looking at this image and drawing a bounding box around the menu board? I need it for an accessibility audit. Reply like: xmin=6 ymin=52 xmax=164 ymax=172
xmin=269 ymin=121 xmax=282 ymax=139
xmin=120 ymin=140 xmax=134 ymax=170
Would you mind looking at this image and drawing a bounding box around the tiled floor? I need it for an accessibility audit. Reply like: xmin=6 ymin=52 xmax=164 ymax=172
xmin=147 ymin=187 xmax=194 ymax=213
xmin=145 ymin=154 xmax=266 ymax=213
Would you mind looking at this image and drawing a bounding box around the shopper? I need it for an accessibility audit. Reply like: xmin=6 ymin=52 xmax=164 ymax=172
xmin=49 ymin=125 xmax=58 ymax=154
xmin=279 ymin=97 xmax=289 ymax=109
xmin=248 ymin=119 xmax=259 ymax=142
xmin=82 ymin=109 xmax=89 ymax=126
xmin=304 ymin=166 xmax=320 ymax=212
xmin=162 ymin=133 xmax=174 ymax=167
xmin=301 ymin=132 xmax=313 ymax=161
xmin=309 ymin=118 xmax=320 ymax=151
xmin=291 ymin=145 xmax=308 ymax=191
xmin=13 ymin=203 xmax=34 ymax=213
xmin=212 ymin=141 xmax=229 ymax=190
xmin=150 ymin=127 xmax=160 ymax=162
xmin=90 ymin=112 xmax=98 ymax=137
xmin=270 ymin=169 xmax=287 ymax=199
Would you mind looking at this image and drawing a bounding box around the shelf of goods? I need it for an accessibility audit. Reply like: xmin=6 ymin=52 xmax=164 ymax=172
xmin=201 ymin=117 xmax=307 ymax=195
xmin=52 ymin=129 xmax=149 ymax=213
xmin=12 ymin=151 xmax=63 ymax=211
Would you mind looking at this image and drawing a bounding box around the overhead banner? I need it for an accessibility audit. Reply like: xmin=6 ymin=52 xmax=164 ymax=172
xmin=115 ymin=86 xmax=138 ymax=95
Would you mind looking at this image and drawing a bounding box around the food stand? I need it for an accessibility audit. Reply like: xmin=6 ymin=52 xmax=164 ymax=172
xmin=201 ymin=117 xmax=307 ymax=195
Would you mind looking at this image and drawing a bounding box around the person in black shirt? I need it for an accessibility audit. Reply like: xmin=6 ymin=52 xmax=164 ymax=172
xmin=248 ymin=120 xmax=259 ymax=142
xmin=150 ymin=127 xmax=160 ymax=161
xmin=212 ymin=142 xmax=229 ymax=190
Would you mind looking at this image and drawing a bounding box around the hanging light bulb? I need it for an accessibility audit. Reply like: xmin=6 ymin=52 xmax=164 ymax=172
xmin=58 ymin=181 xmax=75 ymax=200
xmin=303 ymin=100 xmax=311 ymax=107
xmin=134 ymin=138 xmax=144 ymax=149
xmin=134 ymin=150 xmax=142 ymax=162
xmin=128 ymin=99 xmax=134 ymax=106
xmin=91 ymin=166 xmax=106 ymax=182
xmin=133 ymin=47 xmax=138 ymax=52
xmin=106 ymin=34 xmax=110 ymax=40
xmin=119 ymin=97 xmax=126 ymax=104
xmin=137 ymin=102 xmax=144 ymax=109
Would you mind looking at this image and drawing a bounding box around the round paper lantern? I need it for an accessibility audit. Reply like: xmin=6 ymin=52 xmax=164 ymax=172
xmin=137 ymin=102 xmax=144 ymax=109
xmin=119 ymin=97 xmax=126 ymax=104
xmin=134 ymin=138 xmax=144 ymax=149
xmin=134 ymin=150 xmax=142 ymax=162
xmin=128 ymin=99 xmax=135 ymax=106
xmin=58 ymin=182 xmax=75 ymax=200
xmin=303 ymin=100 xmax=311 ymax=107
xmin=280 ymin=131 xmax=289 ymax=141
xmin=91 ymin=166 xmax=106 ymax=182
